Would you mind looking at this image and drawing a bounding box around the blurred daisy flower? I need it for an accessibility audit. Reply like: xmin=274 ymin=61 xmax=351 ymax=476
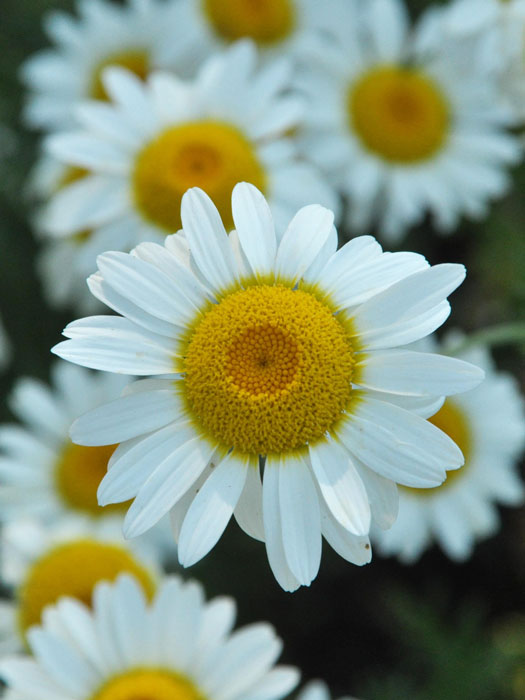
xmin=374 ymin=334 xmax=525 ymax=562
xmin=0 ymin=573 xmax=299 ymax=700
xmin=45 ymin=40 xmax=337 ymax=245
xmin=296 ymin=0 xmax=521 ymax=240
xmin=21 ymin=0 xmax=183 ymax=132
xmin=53 ymin=182 xmax=483 ymax=591
xmin=0 ymin=518 xmax=160 ymax=655
xmin=169 ymin=0 xmax=352 ymax=74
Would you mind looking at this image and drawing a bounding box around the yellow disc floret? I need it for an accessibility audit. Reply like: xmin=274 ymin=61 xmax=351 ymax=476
xmin=203 ymin=0 xmax=295 ymax=45
xmin=183 ymin=284 xmax=355 ymax=455
xmin=91 ymin=50 xmax=150 ymax=101
xmin=55 ymin=441 xmax=129 ymax=516
xmin=133 ymin=121 xmax=266 ymax=232
xmin=92 ymin=669 xmax=205 ymax=700
xmin=17 ymin=539 xmax=155 ymax=635
xmin=349 ymin=65 xmax=450 ymax=163
xmin=405 ymin=399 xmax=472 ymax=496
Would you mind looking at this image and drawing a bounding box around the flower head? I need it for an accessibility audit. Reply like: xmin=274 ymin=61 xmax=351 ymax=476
xmin=53 ymin=183 xmax=483 ymax=590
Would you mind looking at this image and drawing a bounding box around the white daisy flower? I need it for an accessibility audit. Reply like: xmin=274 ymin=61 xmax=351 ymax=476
xmin=52 ymin=182 xmax=484 ymax=591
xmin=168 ymin=0 xmax=353 ymax=74
xmin=45 ymin=41 xmax=338 ymax=243
xmin=0 ymin=573 xmax=300 ymax=700
xmin=297 ymin=680 xmax=360 ymax=700
xmin=374 ymin=334 xmax=525 ymax=563
xmin=0 ymin=518 xmax=160 ymax=655
xmin=21 ymin=0 xmax=183 ymax=132
xmin=297 ymin=0 xmax=521 ymax=240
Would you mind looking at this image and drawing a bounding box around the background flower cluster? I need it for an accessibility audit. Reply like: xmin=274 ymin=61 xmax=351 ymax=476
xmin=0 ymin=0 xmax=524 ymax=699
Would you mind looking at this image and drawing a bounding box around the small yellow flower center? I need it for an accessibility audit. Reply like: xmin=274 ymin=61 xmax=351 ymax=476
xmin=91 ymin=50 xmax=150 ymax=101
xmin=349 ymin=65 xmax=450 ymax=163
xmin=133 ymin=121 xmax=266 ymax=232
xmin=203 ymin=0 xmax=295 ymax=45
xmin=92 ymin=669 xmax=205 ymax=700
xmin=55 ymin=441 xmax=129 ymax=516
xmin=404 ymin=399 xmax=472 ymax=496
xmin=17 ymin=539 xmax=155 ymax=636
xmin=182 ymin=284 xmax=355 ymax=456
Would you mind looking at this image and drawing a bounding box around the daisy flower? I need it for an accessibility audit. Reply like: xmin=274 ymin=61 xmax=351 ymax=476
xmin=374 ymin=334 xmax=525 ymax=563
xmin=0 ymin=360 xmax=133 ymax=526
xmin=298 ymin=681 xmax=359 ymax=700
xmin=0 ymin=573 xmax=300 ymax=700
xmin=21 ymin=0 xmax=183 ymax=132
xmin=168 ymin=0 xmax=353 ymax=74
xmin=0 ymin=518 xmax=160 ymax=655
xmin=52 ymin=182 xmax=484 ymax=591
xmin=46 ymin=41 xmax=338 ymax=242
xmin=296 ymin=0 xmax=521 ymax=240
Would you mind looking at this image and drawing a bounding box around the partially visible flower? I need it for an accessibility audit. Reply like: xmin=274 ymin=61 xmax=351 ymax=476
xmin=53 ymin=182 xmax=483 ymax=590
xmin=0 ymin=518 xmax=160 ymax=654
xmin=298 ymin=681 xmax=360 ymax=700
xmin=21 ymin=0 xmax=183 ymax=131
xmin=0 ymin=573 xmax=300 ymax=700
xmin=296 ymin=0 xmax=521 ymax=240
xmin=374 ymin=334 xmax=525 ymax=562
xmin=46 ymin=41 xmax=338 ymax=243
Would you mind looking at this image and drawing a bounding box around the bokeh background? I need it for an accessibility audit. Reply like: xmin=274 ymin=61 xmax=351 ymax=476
xmin=0 ymin=1 xmax=524 ymax=698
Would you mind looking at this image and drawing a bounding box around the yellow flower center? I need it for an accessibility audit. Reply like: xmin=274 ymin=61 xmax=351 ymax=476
xmin=91 ymin=50 xmax=150 ymax=101
xmin=404 ymin=399 xmax=472 ymax=496
xmin=17 ymin=539 xmax=155 ymax=636
xmin=182 ymin=284 xmax=355 ymax=456
xmin=203 ymin=0 xmax=295 ymax=45
xmin=92 ymin=669 xmax=205 ymax=700
xmin=55 ymin=441 xmax=129 ymax=516
xmin=133 ymin=121 xmax=266 ymax=233
xmin=349 ymin=65 xmax=450 ymax=163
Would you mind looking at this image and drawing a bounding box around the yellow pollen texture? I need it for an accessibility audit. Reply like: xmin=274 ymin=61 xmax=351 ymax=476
xmin=133 ymin=121 xmax=266 ymax=232
xmin=55 ymin=441 xmax=130 ymax=516
xmin=349 ymin=65 xmax=450 ymax=163
xmin=92 ymin=669 xmax=205 ymax=700
xmin=203 ymin=0 xmax=295 ymax=45
xmin=183 ymin=284 xmax=354 ymax=455
xmin=17 ymin=539 xmax=155 ymax=636
xmin=405 ymin=399 xmax=472 ymax=496
xmin=91 ymin=50 xmax=150 ymax=101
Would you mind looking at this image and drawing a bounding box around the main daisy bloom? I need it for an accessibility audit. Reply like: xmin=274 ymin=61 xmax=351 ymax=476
xmin=374 ymin=334 xmax=525 ymax=563
xmin=0 ymin=518 xmax=160 ymax=655
xmin=0 ymin=573 xmax=299 ymax=700
xmin=53 ymin=183 xmax=484 ymax=591
xmin=21 ymin=0 xmax=183 ymax=132
xmin=46 ymin=40 xmax=338 ymax=243
xmin=296 ymin=0 xmax=521 ymax=240
xmin=168 ymin=0 xmax=353 ymax=74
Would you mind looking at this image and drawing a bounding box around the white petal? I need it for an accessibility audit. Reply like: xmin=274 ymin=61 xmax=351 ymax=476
xmin=178 ymin=452 xmax=248 ymax=566
xmin=354 ymin=461 xmax=398 ymax=530
xmin=339 ymin=397 xmax=464 ymax=487
xmin=274 ymin=205 xmax=334 ymax=284
xmin=241 ymin=667 xmax=300 ymax=700
xmin=123 ymin=436 xmax=215 ymax=537
xmin=355 ymin=351 xmax=485 ymax=396
xmin=309 ymin=438 xmax=371 ymax=535
xmin=320 ymin=500 xmax=372 ymax=566
xmin=232 ymin=183 xmax=277 ymax=278
xmin=70 ymin=388 xmax=180 ymax=446
xmin=181 ymin=188 xmax=239 ymax=293
xmin=279 ymin=455 xmax=322 ymax=586
xmin=234 ymin=461 xmax=265 ymax=542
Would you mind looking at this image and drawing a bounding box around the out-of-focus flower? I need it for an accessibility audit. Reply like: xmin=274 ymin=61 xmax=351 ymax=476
xmin=0 ymin=518 xmax=160 ymax=654
xmin=21 ymin=0 xmax=184 ymax=132
xmin=53 ymin=182 xmax=483 ymax=591
xmin=46 ymin=41 xmax=338 ymax=244
xmin=168 ymin=0 xmax=353 ymax=75
xmin=297 ymin=680 xmax=360 ymax=700
xmin=297 ymin=0 xmax=522 ymax=240
xmin=0 ymin=573 xmax=300 ymax=700
xmin=374 ymin=334 xmax=525 ymax=562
